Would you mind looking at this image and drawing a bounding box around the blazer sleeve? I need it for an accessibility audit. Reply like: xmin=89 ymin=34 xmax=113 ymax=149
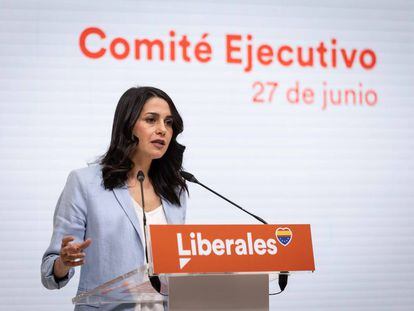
xmin=41 ymin=170 xmax=88 ymax=290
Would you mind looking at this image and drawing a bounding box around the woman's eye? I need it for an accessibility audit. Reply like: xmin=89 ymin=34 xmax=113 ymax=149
xmin=145 ymin=118 xmax=155 ymax=123
xmin=165 ymin=119 xmax=173 ymax=127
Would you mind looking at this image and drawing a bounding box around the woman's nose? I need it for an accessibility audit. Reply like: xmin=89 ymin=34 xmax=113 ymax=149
xmin=156 ymin=122 xmax=167 ymax=135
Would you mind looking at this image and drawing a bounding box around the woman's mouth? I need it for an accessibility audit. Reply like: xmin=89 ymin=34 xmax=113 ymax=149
xmin=151 ymin=139 xmax=166 ymax=149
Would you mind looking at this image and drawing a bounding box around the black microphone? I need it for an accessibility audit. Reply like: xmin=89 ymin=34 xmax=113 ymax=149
xmin=278 ymin=273 xmax=288 ymax=292
xmin=180 ymin=170 xmax=290 ymax=294
xmin=180 ymin=170 xmax=268 ymax=224
xmin=137 ymin=171 xmax=162 ymax=294
xmin=137 ymin=170 xmax=145 ymax=182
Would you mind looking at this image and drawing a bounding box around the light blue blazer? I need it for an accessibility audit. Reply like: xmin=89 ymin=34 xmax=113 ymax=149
xmin=41 ymin=164 xmax=187 ymax=309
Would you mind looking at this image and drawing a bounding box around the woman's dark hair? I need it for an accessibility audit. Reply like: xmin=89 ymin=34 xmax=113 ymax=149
xmin=100 ymin=86 xmax=187 ymax=206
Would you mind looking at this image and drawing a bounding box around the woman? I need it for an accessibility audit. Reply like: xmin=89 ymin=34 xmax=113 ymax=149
xmin=41 ymin=86 xmax=188 ymax=310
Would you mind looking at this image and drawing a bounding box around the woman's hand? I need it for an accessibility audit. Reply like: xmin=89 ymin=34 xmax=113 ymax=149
xmin=53 ymin=236 xmax=92 ymax=279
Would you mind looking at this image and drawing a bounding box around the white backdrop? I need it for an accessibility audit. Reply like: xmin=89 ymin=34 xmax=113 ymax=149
xmin=1 ymin=0 xmax=413 ymax=310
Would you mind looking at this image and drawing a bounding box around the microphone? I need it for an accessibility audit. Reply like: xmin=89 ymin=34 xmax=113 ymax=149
xmin=137 ymin=170 xmax=145 ymax=182
xmin=180 ymin=170 xmax=289 ymax=294
xmin=137 ymin=171 xmax=162 ymax=294
xmin=278 ymin=273 xmax=288 ymax=292
xmin=180 ymin=170 xmax=268 ymax=224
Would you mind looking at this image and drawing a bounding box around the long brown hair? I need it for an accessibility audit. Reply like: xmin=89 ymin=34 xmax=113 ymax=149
xmin=99 ymin=86 xmax=187 ymax=205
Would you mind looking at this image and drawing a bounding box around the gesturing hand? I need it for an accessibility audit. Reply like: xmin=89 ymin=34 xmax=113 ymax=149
xmin=54 ymin=236 xmax=92 ymax=279
xmin=59 ymin=236 xmax=92 ymax=267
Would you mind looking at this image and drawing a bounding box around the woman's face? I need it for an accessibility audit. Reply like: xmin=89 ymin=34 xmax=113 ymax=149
xmin=132 ymin=97 xmax=174 ymax=160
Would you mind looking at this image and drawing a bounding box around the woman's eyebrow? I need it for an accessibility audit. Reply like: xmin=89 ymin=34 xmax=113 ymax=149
xmin=144 ymin=112 xmax=173 ymax=118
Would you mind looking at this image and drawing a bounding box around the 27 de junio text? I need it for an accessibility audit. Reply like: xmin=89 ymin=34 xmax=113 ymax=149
xmin=252 ymin=81 xmax=378 ymax=110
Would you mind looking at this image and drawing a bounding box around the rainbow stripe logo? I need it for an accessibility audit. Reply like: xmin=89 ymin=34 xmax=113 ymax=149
xmin=275 ymin=227 xmax=293 ymax=246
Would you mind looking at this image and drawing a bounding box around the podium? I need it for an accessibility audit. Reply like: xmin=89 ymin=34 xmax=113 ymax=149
xmin=73 ymin=224 xmax=315 ymax=310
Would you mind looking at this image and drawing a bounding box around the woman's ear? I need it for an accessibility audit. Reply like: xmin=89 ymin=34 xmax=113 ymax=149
xmin=132 ymin=134 xmax=139 ymax=144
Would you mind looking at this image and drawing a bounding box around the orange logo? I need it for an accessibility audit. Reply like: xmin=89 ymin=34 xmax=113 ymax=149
xmin=149 ymin=224 xmax=315 ymax=274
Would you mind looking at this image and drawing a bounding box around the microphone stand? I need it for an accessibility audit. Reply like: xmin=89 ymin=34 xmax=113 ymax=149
xmin=180 ymin=170 xmax=289 ymax=294
xmin=137 ymin=171 xmax=163 ymax=294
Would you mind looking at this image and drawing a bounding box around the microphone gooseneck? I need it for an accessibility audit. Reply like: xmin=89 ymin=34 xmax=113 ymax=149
xmin=180 ymin=170 xmax=290 ymax=294
xmin=180 ymin=170 xmax=268 ymax=224
xmin=136 ymin=170 xmax=162 ymax=294
xmin=137 ymin=171 xmax=148 ymax=262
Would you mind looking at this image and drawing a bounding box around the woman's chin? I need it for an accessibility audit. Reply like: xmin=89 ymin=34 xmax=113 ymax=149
xmin=151 ymin=151 xmax=167 ymax=160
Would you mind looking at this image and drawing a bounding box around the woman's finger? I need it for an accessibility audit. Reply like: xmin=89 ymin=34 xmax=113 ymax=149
xmin=63 ymin=252 xmax=85 ymax=261
xmin=61 ymin=236 xmax=75 ymax=248
xmin=65 ymin=239 xmax=92 ymax=253
xmin=79 ymin=238 xmax=92 ymax=251
xmin=64 ymin=243 xmax=81 ymax=254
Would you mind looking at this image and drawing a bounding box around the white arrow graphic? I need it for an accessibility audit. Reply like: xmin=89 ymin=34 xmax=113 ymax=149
xmin=179 ymin=257 xmax=191 ymax=269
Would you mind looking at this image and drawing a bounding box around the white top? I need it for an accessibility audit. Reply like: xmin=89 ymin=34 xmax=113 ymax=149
xmin=132 ymin=199 xmax=167 ymax=311
xmin=132 ymin=199 xmax=168 ymax=240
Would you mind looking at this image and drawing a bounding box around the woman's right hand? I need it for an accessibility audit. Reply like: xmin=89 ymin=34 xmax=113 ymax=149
xmin=53 ymin=236 xmax=92 ymax=279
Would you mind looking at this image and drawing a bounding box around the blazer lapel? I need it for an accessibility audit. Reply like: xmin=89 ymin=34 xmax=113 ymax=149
xmin=162 ymin=198 xmax=182 ymax=224
xmin=112 ymin=186 xmax=144 ymax=248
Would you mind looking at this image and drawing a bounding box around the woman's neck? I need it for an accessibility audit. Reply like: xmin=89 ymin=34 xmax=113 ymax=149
xmin=128 ymin=154 xmax=152 ymax=188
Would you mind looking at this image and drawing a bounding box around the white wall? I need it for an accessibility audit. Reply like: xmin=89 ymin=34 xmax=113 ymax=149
xmin=0 ymin=0 xmax=413 ymax=310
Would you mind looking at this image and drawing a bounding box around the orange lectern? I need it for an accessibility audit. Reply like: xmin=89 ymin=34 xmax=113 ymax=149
xmin=73 ymin=224 xmax=315 ymax=310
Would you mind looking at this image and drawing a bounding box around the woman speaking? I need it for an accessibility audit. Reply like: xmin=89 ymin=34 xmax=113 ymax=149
xmin=41 ymin=86 xmax=188 ymax=310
